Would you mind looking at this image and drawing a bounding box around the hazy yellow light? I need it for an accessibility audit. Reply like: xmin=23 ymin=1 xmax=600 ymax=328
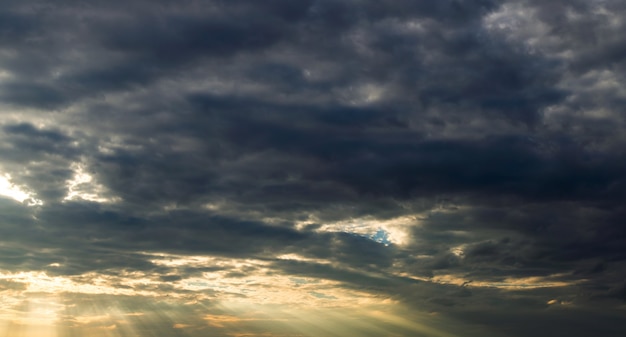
xmin=429 ymin=272 xmax=578 ymax=289
xmin=0 ymin=293 xmax=61 ymax=337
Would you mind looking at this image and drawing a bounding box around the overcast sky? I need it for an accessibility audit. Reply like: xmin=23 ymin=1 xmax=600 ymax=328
xmin=0 ymin=0 xmax=625 ymax=336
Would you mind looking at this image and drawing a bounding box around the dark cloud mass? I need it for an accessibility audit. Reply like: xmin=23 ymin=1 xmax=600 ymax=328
xmin=0 ymin=0 xmax=625 ymax=336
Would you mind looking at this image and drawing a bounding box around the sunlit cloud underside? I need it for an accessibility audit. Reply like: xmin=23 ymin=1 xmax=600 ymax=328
xmin=0 ymin=249 xmax=580 ymax=337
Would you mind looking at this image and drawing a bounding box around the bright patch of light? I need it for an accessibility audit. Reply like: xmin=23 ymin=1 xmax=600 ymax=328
xmin=450 ymin=245 xmax=466 ymax=258
xmin=148 ymin=253 xmax=243 ymax=268
xmin=316 ymin=215 xmax=417 ymax=245
xmin=340 ymin=83 xmax=387 ymax=106
xmin=0 ymin=173 xmax=42 ymax=206
xmin=15 ymin=297 xmax=61 ymax=327
xmin=358 ymin=83 xmax=385 ymax=103
xmin=0 ymin=70 xmax=12 ymax=81
xmin=203 ymin=201 xmax=226 ymax=211
xmin=64 ymin=162 xmax=119 ymax=203
xmin=0 ymin=271 xmax=157 ymax=297
xmin=276 ymin=253 xmax=330 ymax=264
xmin=144 ymin=252 xmax=383 ymax=307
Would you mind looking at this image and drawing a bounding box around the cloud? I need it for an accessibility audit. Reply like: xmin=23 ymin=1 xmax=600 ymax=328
xmin=0 ymin=0 xmax=624 ymax=336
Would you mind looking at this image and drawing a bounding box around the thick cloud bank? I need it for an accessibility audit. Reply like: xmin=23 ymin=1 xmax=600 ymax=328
xmin=0 ymin=1 xmax=625 ymax=336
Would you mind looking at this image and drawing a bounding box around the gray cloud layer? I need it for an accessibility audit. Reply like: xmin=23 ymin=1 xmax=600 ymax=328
xmin=0 ymin=0 xmax=625 ymax=336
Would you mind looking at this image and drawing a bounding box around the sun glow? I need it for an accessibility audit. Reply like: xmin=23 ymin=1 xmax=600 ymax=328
xmin=0 ymin=252 xmax=494 ymax=337
xmin=0 ymin=173 xmax=42 ymax=206
xmin=0 ymin=270 xmax=441 ymax=337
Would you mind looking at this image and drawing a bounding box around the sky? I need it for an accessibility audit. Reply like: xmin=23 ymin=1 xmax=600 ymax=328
xmin=0 ymin=0 xmax=625 ymax=336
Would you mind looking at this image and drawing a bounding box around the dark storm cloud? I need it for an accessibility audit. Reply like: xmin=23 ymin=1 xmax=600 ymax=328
xmin=0 ymin=82 xmax=67 ymax=109
xmin=0 ymin=199 xmax=399 ymax=277
xmin=448 ymin=306 xmax=626 ymax=337
xmin=2 ymin=123 xmax=74 ymax=157
xmin=0 ymin=0 xmax=625 ymax=335
xmin=0 ymin=123 xmax=79 ymax=202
